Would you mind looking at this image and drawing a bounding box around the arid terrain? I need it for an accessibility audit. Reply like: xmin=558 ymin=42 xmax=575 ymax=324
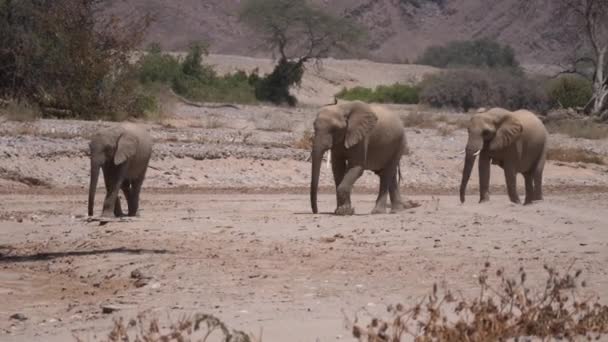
xmin=116 ymin=0 xmax=570 ymax=64
xmin=2 ymin=58 xmax=608 ymax=341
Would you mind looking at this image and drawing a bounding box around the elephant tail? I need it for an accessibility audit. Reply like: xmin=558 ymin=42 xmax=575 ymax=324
xmin=398 ymin=163 xmax=402 ymax=184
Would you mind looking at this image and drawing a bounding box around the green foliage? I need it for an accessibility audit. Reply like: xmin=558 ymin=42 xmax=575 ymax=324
xmin=547 ymin=75 xmax=593 ymax=109
xmin=0 ymin=0 xmax=150 ymax=119
xmin=336 ymin=84 xmax=419 ymax=104
xmin=240 ymin=0 xmax=364 ymax=106
xmin=419 ymin=68 xmax=548 ymax=112
xmin=417 ymin=39 xmax=520 ymax=70
xmin=252 ymin=58 xmax=304 ymax=106
xmin=136 ymin=44 xmax=257 ymax=104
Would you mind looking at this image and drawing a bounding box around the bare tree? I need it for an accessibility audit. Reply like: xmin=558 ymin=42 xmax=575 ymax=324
xmin=554 ymin=0 xmax=608 ymax=116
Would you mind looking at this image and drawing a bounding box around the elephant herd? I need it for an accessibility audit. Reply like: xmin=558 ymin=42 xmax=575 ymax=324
xmin=87 ymin=101 xmax=548 ymax=218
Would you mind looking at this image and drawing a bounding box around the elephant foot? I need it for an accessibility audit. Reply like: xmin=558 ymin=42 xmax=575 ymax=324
xmin=371 ymin=206 xmax=387 ymax=215
xmin=390 ymin=200 xmax=421 ymax=213
xmin=101 ymin=210 xmax=115 ymax=218
xmin=479 ymin=197 xmax=490 ymax=203
xmin=334 ymin=206 xmax=355 ymax=216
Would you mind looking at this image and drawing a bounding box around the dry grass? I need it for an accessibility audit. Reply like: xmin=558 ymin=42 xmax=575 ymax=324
xmin=401 ymin=112 xmax=469 ymax=134
xmin=293 ymin=129 xmax=313 ymax=150
xmin=76 ymin=313 xmax=256 ymax=342
xmin=547 ymin=147 xmax=606 ymax=165
xmin=0 ymin=100 xmax=41 ymax=122
xmin=254 ymin=113 xmax=293 ymax=132
xmin=546 ymin=119 xmax=608 ymax=140
xmin=350 ymin=263 xmax=608 ymax=341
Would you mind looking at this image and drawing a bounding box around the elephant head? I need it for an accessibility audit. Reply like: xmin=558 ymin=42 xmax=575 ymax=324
xmin=88 ymin=127 xmax=138 ymax=216
xmin=310 ymin=101 xmax=378 ymax=213
xmin=460 ymin=108 xmax=523 ymax=203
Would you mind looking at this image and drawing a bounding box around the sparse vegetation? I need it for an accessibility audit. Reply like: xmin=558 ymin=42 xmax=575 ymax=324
xmin=78 ymin=313 xmax=255 ymax=342
xmin=336 ymin=84 xmax=419 ymax=104
xmin=254 ymin=113 xmax=293 ymax=132
xmin=416 ymin=39 xmax=520 ymax=70
xmin=419 ymin=68 xmax=549 ymax=112
xmin=545 ymin=119 xmax=608 ymax=140
xmin=293 ymin=129 xmax=313 ymax=149
xmin=350 ymin=263 xmax=608 ymax=341
xmin=547 ymin=147 xmax=605 ymax=165
xmin=547 ymin=75 xmax=594 ymax=109
xmin=0 ymin=0 xmax=151 ymax=119
xmin=137 ymin=44 xmax=258 ymax=105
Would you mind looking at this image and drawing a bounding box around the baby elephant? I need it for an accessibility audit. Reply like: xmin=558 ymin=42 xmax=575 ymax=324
xmin=460 ymin=108 xmax=547 ymax=205
xmin=88 ymin=123 xmax=153 ymax=218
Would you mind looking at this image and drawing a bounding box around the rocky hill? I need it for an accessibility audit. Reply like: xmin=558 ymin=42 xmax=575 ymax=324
xmin=113 ymin=0 xmax=566 ymax=64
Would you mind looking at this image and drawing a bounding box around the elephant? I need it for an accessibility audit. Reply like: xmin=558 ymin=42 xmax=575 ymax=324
xmin=459 ymin=107 xmax=548 ymax=205
xmin=310 ymin=100 xmax=414 ymax=215
xmin=88 ymin=122 xmax=153 ymax=218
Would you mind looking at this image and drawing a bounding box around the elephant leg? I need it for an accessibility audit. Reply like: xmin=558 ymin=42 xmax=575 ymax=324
xmin=101 ymin=165 xmax=123 ymax=217
xmin=101 ymin=164 xmax=127 ymax=217
xmin=127 ymin=176 xmax=145 ymax=217
xmin=503 ymin=166 xmax=520 ymax=204
xmin=523 ymin=173 xmax=534 ymax=205
xmin=533 ymin=154 xmax=545 ymax=201
xmin=331 ymin=154 xmax=346 ymax=210
xmin=371 ymin=169 xmax=391 ymax=215
xmin=121 ymin=180 xmax=133 ymax=216
xmin=479 ymin=152 xmax=491 ymax=203
xmin=335 ymin=165 xmax=364 ymax=216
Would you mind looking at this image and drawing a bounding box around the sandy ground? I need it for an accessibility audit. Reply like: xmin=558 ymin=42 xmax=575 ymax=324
xmin=1 ymin=192 xmax=608 ymax=341
xmin=2 ymin=61 xmax=608 ymax=341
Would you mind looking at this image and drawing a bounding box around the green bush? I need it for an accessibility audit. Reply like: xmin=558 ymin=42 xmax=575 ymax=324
xmin=136 ymin=44 xmax=257 ymax=104
xmin=336 ymin=83 xmax=419 ymax=104
xmin=419 ymin=68 xmax=548 ymax=112
xmin=547 ymin=75 xmax=593 ymax=109
xmin=417 ymin=39 xmax=520 ymax=69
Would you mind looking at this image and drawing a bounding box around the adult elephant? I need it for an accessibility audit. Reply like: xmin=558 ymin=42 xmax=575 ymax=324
xmin=310 ymin=100 xmax=414 ymax=215
xmin=88 ymin=123 xmax=153 ymax=218
xmin=460 ymin=108 xmax=548 ymax=205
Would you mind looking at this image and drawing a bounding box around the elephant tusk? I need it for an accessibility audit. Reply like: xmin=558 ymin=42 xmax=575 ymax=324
xmin=326 ymin=150 xmax=331 ymax=169
xmin=473 ymin=150 xmax=481 ymax=157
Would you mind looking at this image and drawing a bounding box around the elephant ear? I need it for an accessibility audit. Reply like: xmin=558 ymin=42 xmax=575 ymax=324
xmin=489 ymin=115 xmax=523 ymax=151
xmin=344 ymin=103 xmax=378 ymax=149
xmin=114 ymin=134 xmax=137 ymax=165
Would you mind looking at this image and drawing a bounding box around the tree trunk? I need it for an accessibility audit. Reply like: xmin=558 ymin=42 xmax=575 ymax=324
xmin=592 ymin=47 xmax=608 ymax=115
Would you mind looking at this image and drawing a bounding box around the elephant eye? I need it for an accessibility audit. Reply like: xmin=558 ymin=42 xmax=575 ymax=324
xmin=482 ymin=129 xmax=493 ymax=138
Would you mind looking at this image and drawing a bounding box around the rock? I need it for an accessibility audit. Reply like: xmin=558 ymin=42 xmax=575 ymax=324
xmin=101 ymin=305 xmax=120 ymax=314
xmin=10 ymin=313 xmax=27 ymax=321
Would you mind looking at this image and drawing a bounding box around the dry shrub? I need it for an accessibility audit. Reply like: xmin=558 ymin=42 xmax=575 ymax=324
xmin=254 ymin=113 xmax=293 ymax=132
xmin=547 ymin=147 xmax=605 ymax=165
xmin=204 ymin=114 xmax=226 ymax=129
xmin=81 ymin=313 xmax=255 ymax=342
xmin=0 ymin=100 xmax=41 ymax=122
xmin=351 ymin=263 xmax=608 ymax=341
xmin=293 ymin=129 xmax=313 ymax=149
xmin=419 ymin=68 xmax=549 ymax=113
xmin=546 ymin=119 xmax=608 ymax=140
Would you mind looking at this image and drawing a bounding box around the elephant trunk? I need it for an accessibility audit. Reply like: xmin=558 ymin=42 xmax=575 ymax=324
xmin=88 ymin=161 xmax=100 ymax=216
xmin=310 ymin=147 xmax=324 ymax=214
xmin=459 ymin=153 xmax=477 ymax=203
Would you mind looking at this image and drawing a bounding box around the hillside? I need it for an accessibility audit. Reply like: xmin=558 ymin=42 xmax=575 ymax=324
xmin=114 ymin=0 xmax=568 ymax=64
